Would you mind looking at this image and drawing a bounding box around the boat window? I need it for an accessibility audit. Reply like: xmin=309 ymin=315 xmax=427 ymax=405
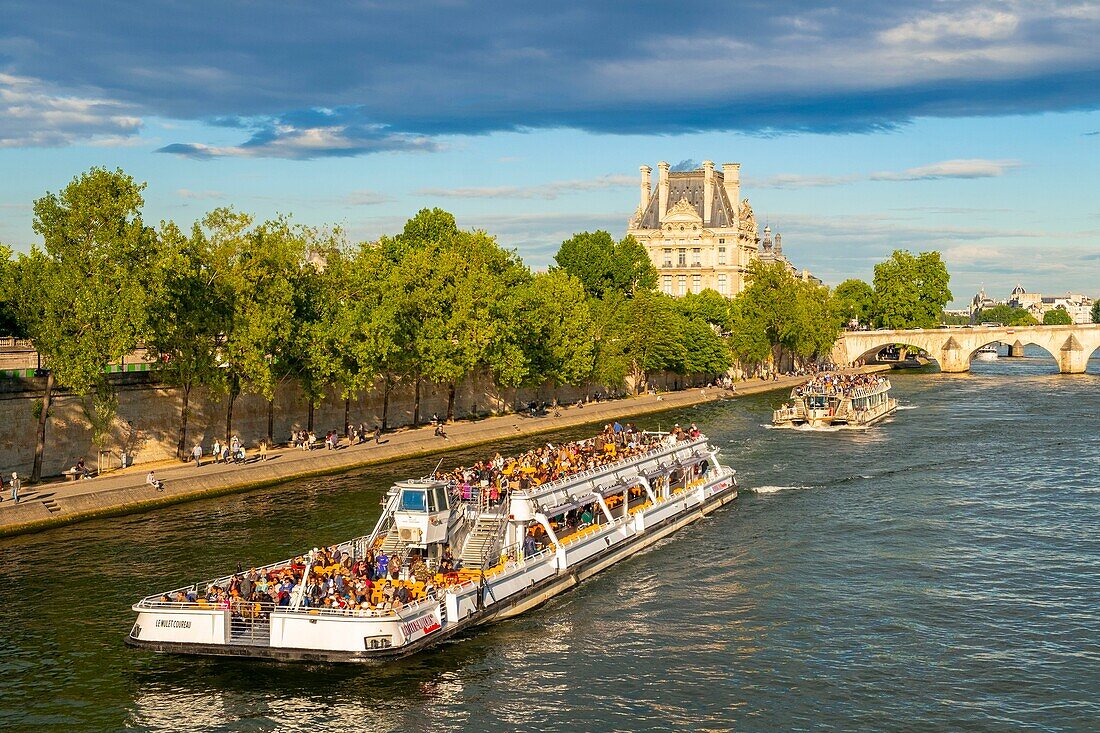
xmin=399 ymin=489 xmax=428 ymax=512
xmin=433 ymin=485 xmax=449 ymax=512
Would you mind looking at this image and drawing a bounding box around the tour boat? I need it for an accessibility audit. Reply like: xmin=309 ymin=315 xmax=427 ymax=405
xmin=772 ymin=376 xmax=897 ymax=428
xmin=127 ymin=431 xmax=737 ymax=663
xmin=975 ymin=344 xmax=999 ymax=360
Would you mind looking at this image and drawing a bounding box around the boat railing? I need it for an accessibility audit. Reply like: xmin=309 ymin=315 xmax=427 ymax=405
xmin=519 ymin=436 xmax=708 ymax=499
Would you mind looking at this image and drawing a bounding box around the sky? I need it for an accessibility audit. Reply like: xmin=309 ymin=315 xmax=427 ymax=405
xmin=1 ymin=0 xmax=1098 ymax=306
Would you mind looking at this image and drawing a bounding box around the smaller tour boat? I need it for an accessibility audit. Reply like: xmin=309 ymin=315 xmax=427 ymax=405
xmin=772 ymin=373 xmax=896 ymax=428
xmin=975 ymin=344 xmax=999 ymax=361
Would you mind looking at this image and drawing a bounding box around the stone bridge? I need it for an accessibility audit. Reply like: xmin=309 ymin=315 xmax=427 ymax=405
xmin=833 ymin=324 xmax=1100 ymax=374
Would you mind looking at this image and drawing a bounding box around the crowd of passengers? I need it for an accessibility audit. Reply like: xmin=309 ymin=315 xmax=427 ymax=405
xmin=161 ymin=544 xmax=456 ymax=615
xmin=432 ymin=422 xmax=702 ymax=498
xmin=159 ymin=425 xmax=706 ymax=614
xmin=792 ymin=372 xmax=889 ymax=398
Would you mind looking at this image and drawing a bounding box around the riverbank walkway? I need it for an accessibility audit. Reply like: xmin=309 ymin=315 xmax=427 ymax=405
xmin=0 ymin=370 xmax=880 ymax=537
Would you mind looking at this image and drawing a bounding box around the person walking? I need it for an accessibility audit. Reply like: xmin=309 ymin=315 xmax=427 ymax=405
xmin=258 ymin=439 xmax=268 ymax=461
xmin=10 ymin=472 xmax=20 ymax=503
xmin=192 ymin=443 xmax=203 ymax=468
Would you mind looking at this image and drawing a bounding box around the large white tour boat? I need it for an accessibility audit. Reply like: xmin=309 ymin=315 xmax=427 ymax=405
xmin=772 ymin=373 xmax=897 ymax=428
xmin=127 ymin=428 xmax=737 ymax=663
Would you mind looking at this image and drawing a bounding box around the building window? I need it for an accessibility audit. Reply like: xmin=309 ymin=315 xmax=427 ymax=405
xmin=677 ymin=275 xmax=686 ymax=296
xmin=663 ymin=248 xmax=672 ymax=267
xmin=677 ymin=249 xmax=686 ymax=266
xmin=691 ymin=274 xmax=701 ymax=293
xmin=662 ymin=275 xmax=672 ymax=294
xmin=718 ymin=247 xmax=726 ymax=265
xmin=718 ymin=238 xmax=725 ymax=244
xmin=718 ymin=274 xmax=728 ymax=295
xmin=692 ymin=248 xmax=701 ymax=266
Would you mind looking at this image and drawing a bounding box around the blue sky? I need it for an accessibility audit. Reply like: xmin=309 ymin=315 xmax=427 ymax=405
xmin=1 ymin=1 xmax=1098 ymax=305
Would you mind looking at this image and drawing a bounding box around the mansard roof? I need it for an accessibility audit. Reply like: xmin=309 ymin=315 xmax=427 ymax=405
xmin=636 ymin=170 xmax=736 ymax=229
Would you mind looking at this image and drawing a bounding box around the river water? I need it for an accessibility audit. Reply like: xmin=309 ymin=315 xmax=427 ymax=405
xmin=2 ymin=350 xmax=1097 ymax=732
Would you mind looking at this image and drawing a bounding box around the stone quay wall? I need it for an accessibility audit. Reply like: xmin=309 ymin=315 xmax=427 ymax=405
xmin=0 ymin=372 xmax=658 ymax=478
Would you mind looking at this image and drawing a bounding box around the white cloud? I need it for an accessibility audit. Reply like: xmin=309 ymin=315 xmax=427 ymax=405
xmin=342 ymin=189 xmax=392 ymax=206
xmin=878 ymin=8 xmax=1020 ymax=46
xmin=0 ymin=72 xmax=142 ymax=148
xmin=417 ymin=174 xmax=635 ymax=200
xmin=871 ymin=159 xmax=1021 ymax=181
xmin=176 ymin=189 xmax=225 ymax=200
xmin=751 ymin=158 xmax=1020 ymax=188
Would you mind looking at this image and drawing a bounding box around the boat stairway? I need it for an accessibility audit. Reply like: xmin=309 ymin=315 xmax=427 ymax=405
xmin=460 ymin=515 xmax=505 ymax=570
xmin=379 ymin=527 xmax=406 ymax=555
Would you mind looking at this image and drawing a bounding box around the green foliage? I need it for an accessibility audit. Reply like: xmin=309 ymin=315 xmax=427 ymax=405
xmin=1042 ymin=308 xmax=1072 ymax=325
xmin=940 ymin=312 xmax=971 ymax=325
xmin=28 ymin=167 xmax=160 ymax=395
xmin=872 ymin=250 xmax=952 ymax=329
xmin=1093 ymin=300 xmax=1100 ymax=324
xmin=979 ymin=304 xmax=1037 ymax=326
xmin=552 ymin=231 xmax=657 ymax=299
xmin=0 ymin=245 xmax=26 ymax=336
xmin=727 ymin=260 xmax=841 ymax=367
xmin=832 ymin=279 xmax=874 ymax=327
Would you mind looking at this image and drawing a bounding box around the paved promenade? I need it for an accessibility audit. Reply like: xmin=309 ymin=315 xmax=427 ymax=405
xmin=0 ymin=370 xmax=881 ymax=537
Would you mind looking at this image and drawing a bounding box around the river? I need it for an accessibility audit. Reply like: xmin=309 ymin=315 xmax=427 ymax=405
xmin=2 ymin=349 xmax=1097 ymax=732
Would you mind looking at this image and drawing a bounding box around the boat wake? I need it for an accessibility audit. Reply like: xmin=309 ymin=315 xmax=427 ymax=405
xmin=763 ymin=423 xmax=869 ymax=432
xmin=896 ymin=405 xmax=919 ymax=411
xmin=750 ymin=485 xmax=814 ymax=494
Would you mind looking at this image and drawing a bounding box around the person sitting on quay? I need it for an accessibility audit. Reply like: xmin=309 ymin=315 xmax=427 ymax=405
xmin=146 ymin=471 xmax=164 ymax=491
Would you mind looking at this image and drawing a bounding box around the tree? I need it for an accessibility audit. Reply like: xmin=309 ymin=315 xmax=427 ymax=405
xmin=1093 ymin=300 xmax=1100 ymax=324
xmin=872 ymin=250 xmax=952 ymax=329
xmin=26 ymin=168 xmax=160 ymax=480
xmin=979 ymin=304 xmax=1037 ymax=326
xmin=727 ymin=261 xmax=840 ymax=370
xmin=1043 ymin=308 xmax=1072 ymax=325
xmin=833 ymin=279 xmax=874 ymax=328
xmin=147 ymin=221 xmax=232 ymax=458
xmin=552 ymin=231 xmax=657 ymax=299
xmin=0 ymin=246 xmax=26 ymax=336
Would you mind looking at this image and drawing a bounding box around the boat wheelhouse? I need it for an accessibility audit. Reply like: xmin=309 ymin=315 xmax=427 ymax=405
xmin=127 ymin=430 xmax=737 ymax=663
xmin=772 ymin=375 xmax=897 ymax=428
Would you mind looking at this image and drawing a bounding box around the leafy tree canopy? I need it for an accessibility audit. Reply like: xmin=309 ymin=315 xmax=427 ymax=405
xmin=552 ymin=230 xmax=657 ymax=299
xmin=1042 ymin=308 xmax=1072 ymax=325
xmin=872 ymin=250 xmax=952 ymax=329
xmin=832 ymin=279 xmax=874 ymax=327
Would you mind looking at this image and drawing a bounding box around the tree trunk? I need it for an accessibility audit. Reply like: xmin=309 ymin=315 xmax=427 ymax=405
xmin=31 ymin=370 xmax=55 ymax=482
xmin=381 ymin=378 xmax=390 ymax=431
xmin=307 ymin=401 xmax=315 ymax=432
xmin=267 ymin=398 xmax=275 ymax=443
xmin=225 ymin=377 xmax=239 ymax=443
xmin=344 ymin=397 xmax=350 ymax=436
xmin=413 ymin=378 xmax=422 ymax=426
xmin=446 ymin=383 xmax=456 ymax=423
xmin=176 ymin=381 xmax=192 ymax=460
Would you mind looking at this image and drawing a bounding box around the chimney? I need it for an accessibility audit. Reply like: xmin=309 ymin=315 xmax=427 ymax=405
xmin=702 ymin=160 xmax=714 ymax=224
xmin=722 ymin=162 xmax=741 ymax=212
xmin=657 ymin=161 xmax=670 ymax=222
xmin=639 ymin=165 xmax=652 ymax=212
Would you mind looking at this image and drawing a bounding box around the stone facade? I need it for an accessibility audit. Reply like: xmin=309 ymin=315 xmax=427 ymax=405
xmin=627 ymin=160 xmax=818 ymax=297
xmin=627 ymin=161 xmax=758 ymax=297
xmin=969 ymin=284 xmax=1095 ymax=324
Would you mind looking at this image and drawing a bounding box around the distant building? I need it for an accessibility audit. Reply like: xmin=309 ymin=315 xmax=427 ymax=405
xmin=969 ymin=284 xmax=1094 ymax=323
xmin=626 ymin=160 xmax=817 ymax=297
xmin=757 ymin=225 xmax=823 ymax=286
